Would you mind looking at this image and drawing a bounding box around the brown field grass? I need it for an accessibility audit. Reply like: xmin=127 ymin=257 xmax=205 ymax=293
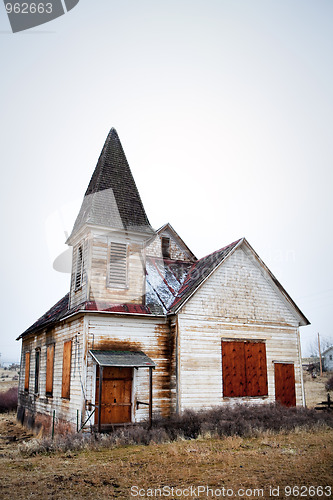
xmin=0 ymin=413 xmax=332 ymax=499
xmin=0 ymin=367 xmax=19 ymax=391
xmin=0 ymin=370 xmax=331 ymax=499
xmin=303 ymin=370 xmax=332 ymax=408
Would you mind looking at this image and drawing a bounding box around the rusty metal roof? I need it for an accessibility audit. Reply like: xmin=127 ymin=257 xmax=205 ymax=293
xmin=17 ymin=237 xmax=309 ymax=340
xmin=89 ymin=350 xmax=156 ymax=367
xmin=17 ymin=297 xmax=155 ymax=340
xmin=17 ymin=294 xmax=70 ymax=339
xmin=146 ymin=257 xmax=193 ymax=313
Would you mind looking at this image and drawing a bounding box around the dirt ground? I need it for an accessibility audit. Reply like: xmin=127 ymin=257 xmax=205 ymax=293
xmin=0 ymin=370 xmax=332 ymax=498
xmin=303 ymin=370 xmax=332 ymax=408
xmin=0 ymin=414 xmax=331 ymax=499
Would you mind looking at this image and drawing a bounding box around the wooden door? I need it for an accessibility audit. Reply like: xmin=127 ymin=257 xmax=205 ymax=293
xmin=95 ymin=367 xmax=132 ymax=424
xmin=274 ymin=363 xmax=296 ymax=407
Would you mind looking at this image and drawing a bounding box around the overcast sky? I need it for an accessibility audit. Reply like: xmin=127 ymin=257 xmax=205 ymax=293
xmin=1 ymin=0 xmax=332 ymax=363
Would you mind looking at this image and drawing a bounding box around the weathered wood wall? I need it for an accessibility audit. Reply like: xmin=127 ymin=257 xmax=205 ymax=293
xmin=146 ymin=231 xmax=192 ymax=261
xmin=18 ymin=317 xmax=85 ymax=432
xmin=69 ymin=238 xmax=89 ymax=309
xmin=89 ymin=235 xmax=146 ymax=304
xmin=177 ymin=247 xmax=304 ymax=410
xmin=84 ymin=314 xmax=174 ymax=424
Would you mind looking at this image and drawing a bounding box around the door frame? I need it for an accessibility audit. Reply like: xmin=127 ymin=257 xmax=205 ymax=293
xmin=274 ymin=361 xmax=296 ymax=407
xmin=94 ymin=365 xmax=134 ymax=427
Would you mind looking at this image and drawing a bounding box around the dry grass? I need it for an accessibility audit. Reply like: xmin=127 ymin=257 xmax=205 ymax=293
xmin=0 ymin=387 xmax=18 ymax=412
xmin=0 ymin=369 xmax=331 ymax=497
xmin=0 ymin=418 xmax=332 ymax=499
xmin=303 ymin=369 xmax=332 ymax=407
xmin=0 ymin=367 xmax=19 ymax=392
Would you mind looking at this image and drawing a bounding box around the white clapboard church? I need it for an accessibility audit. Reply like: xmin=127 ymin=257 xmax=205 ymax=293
xmin=17 ymin=128 xmax=309 ymax=433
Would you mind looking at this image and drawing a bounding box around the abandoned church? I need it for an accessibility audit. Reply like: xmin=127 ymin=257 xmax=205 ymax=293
xmin=17 ymin=128 xmax=310 ymax=433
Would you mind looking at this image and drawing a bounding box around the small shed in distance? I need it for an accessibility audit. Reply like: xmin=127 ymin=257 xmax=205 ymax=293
xmin=322 ymin=346 xmax=333 ymax=372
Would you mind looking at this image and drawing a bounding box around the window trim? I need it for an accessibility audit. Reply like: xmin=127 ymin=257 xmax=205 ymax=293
xmin=161 ymin=236 xmax=171 ymax=258
xmin=107 ymin=241 xmax=128 ymax=289
xmin=46 ymin=344 xmax=55 ymax=397
xmin=74 ymin=244 xmax=84 ymax=291
xmin=24 ymin=352 xmax=30 ymax=392
xmin=61 ymin=340 xmax=72 ymax=399
xmin=34 ymin=348 xmax=40 ymax=395
xmin=221 ymin=340 xmax=268 ymax=398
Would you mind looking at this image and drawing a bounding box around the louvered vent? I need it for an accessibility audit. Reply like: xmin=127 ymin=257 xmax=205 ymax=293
xmin=109 ymin=242 xmax=127 ymax=287
xmin=75 ymin=245 xmax=83 ymax=290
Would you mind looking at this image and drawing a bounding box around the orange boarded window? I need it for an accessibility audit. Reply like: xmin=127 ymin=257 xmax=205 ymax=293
xmin=222 ymin=341 xmax=268 ymax=398
xmin=61 ymin=341 xmax=72 ymax=399
xmin=46 ymin=344 xmax=55 ymax=396
xmin=24 ymin=352 xmax=30 ymax=392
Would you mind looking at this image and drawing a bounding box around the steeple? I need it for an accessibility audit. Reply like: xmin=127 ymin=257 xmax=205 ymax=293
xmin=68 ymin=128 xmax=154 ymax=242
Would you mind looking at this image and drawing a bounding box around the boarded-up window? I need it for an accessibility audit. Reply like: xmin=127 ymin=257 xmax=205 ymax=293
xmin=61 ymin=341 xmax=72 ymax=399
xmin=108 ymin=242 xmax=127 ymax=287
xmin=24 ymin=352 xmax=30 ymax=392
xmin=161 ymin=237 xmax=170 ymax=258
xmin=46 ymin=344 xmax=55 ymax=396
xmin=34 ymin=349 xmax=40 ymax=394
xmin=222 ymin=341 xmax=268 ymax=398
xmin=75 ymin=245 xmax=83 ymax=290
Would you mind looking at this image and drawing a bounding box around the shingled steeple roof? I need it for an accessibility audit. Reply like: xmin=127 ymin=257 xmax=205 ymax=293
xmin=68 ymin=128 xmax=154 ymax=241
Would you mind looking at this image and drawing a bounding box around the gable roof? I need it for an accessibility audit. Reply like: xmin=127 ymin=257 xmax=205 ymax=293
xmin=18 ymin=237 xmax=309 ymax=339
xmin=240 ymin=239 xmax=310 ymax=327
xmin=155 ymin=223 xmax=197 ymax=261
xmin=322 ymin=346 xmax=333 ymax=356
xmin=167 ymin=237 xmax=310 ymax=326
xmin=68 ymin=128 xmax=154 ymax=242
xmin=167 ymin=239 xmax=242 ymax=314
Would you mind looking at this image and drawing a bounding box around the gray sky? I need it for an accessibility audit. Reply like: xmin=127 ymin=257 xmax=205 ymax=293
xmin=1 ymin=0 xmax=332 ymax=362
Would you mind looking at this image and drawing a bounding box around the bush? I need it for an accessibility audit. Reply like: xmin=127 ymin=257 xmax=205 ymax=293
xmin=325 ymin=376 xmax=333 ymax=391
xmin=151 ymin=404 xmax=333 ymax=440
xmin=0 ymin=387 xmax=18 ymax=412
xmin=19 ymin=403 xmax=333 ymax=456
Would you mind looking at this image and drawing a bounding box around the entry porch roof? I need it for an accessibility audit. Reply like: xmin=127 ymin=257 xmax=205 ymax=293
xmin=89 ymin=350 xmax=156 ymax=368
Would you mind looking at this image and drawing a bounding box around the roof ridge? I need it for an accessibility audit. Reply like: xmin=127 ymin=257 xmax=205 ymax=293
xmin=167 ymin=238 xmax=243 ymax=314
xmin=89 ymin=128 xmax=116 ymax=196
xmin=196 ymin=238 xmax=243 ymax=263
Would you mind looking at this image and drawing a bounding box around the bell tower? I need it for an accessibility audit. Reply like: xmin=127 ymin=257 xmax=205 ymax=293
xmin=66 ymin=128 xmax=155 ymax=309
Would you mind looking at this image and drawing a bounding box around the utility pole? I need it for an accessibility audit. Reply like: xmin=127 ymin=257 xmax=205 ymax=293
xmin=318 ymin=333 xmax=323 ymax=376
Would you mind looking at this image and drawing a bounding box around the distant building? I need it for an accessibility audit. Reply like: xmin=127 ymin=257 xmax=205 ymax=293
xmin=322 ymin=346 xmax=333 ymax=372
xmin=17 ymin=128 xmax=310 ymax=434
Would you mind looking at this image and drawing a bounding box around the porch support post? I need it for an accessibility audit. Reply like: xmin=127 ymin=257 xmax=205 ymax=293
xmin=149 ymin=367 xmax=153 ymax=429
xmin=98 ymin=365 xmax=103 ymax=433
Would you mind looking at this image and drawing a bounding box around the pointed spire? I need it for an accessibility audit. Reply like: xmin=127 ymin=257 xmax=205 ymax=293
xmin=68 ymin=128 xmax=154 ymax=241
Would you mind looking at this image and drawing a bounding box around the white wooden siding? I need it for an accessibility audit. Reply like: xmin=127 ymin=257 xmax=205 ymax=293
xmin=182 ymin=248 xmax=299 ymax=327
xmin=85 ymin=315 xmax=173 ymax=424
xmin=18 ymin=318 xmax=85 ymax=431
xmin=146 ymin=231 xmax=192 ymax=261
xmin=89 ymin=236 xmax=145 ymax=304
xmin=177 ymin=247 xmax=303 ymax=411
xmin=69 ymin=238 xmax=89 ymax=309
